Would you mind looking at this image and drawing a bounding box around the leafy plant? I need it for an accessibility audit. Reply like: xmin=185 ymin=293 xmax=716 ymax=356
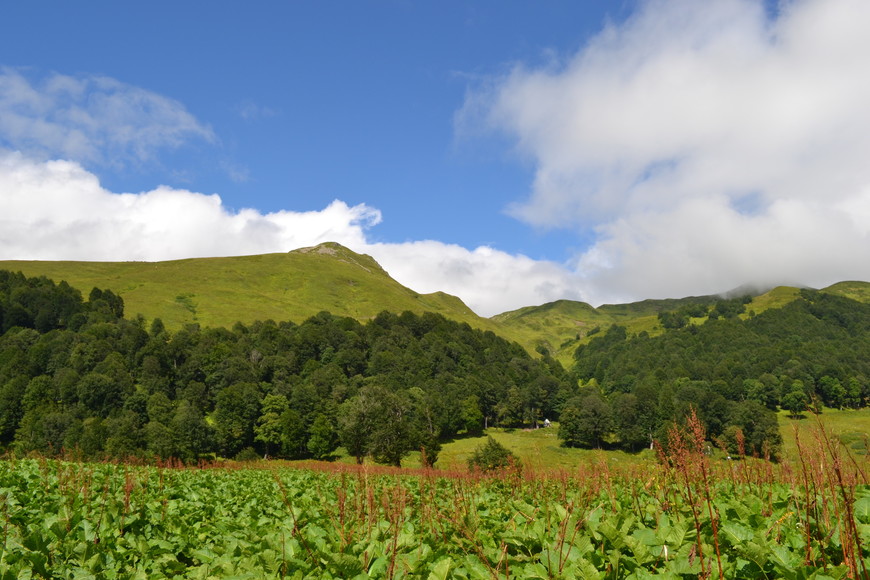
xmin=467 ymin=436 xmax=520 ymax=472
xmin=1 ymin=425 xmax=868 ymax=579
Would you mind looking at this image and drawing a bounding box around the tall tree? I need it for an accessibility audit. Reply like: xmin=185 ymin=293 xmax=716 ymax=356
xmin=558 ymin=394 xmax=613 ymax=449
xmin=255 ymin=394 xmax=290 ymax=457
xmin=214 ymin=382 xmax=262 ymax=457
xmin=306 ymin=413 xmax=338 ymax=459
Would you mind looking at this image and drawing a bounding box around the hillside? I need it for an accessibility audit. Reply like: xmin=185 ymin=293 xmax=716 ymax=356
xmin=491 ymin=299 xmax=611 ymax=359
xmin=561 ymin=288 xmax=870 ymax=456
xmin=493 ymin=292 xmax=742 ymax=363
xmin=2 ymin=245 xmax=868 ymax=365
xmin=493 ymin=283 xmax=870 ymax=364
xmin=823 ymin=280 xmax=870 ymax=303
xmin=0 ymin=243 xmax=503 ymax=335
xmin=3 ymin=266 xmax=870 ymax=465
xmin=0 ymin=272 xmax=573 ymax=464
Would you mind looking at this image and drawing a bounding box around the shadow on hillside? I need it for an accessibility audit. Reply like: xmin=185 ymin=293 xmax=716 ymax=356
xmin=785 ymin=412 xmax=810 ymax=420
xmin=440 ymin=431 xmax=488 ymax=444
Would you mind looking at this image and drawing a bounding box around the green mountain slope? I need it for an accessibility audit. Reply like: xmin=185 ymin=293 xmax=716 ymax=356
xmin=2 ymin=243 xmax=868 ymax=366
xmin=0 ymin=243 xmax=500 ymax=334
xmin=493 ymin=293 xmax=738 ymax=363
xmin=491 ymin=300 xmax=610 ymax=357
xmin=823 ymin=280 xmax=870 ymax=303
xmin=492 ymin=284 xmax=866 ymax=365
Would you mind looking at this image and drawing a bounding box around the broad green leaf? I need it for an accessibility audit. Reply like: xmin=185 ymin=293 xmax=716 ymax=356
xmin=517 ymin=562 xmax=549 ymax=578
xmin=720 ymin=521 xmax=754 ymax=544
xmin=854 ymin=496 xmax=870 ymax=524
xmin=427 ymin=557 xmax=452 ymax=580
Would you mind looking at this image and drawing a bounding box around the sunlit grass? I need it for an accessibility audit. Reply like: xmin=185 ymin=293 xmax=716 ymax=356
xmin=778 ymin=406 xmax=870 ymax=461
xmin=0 ymin=246 xmax=499 ymax=335
xmin=324 ymin=407 xmax=870 ymax=472
xmin=435 ymin=426 xmax=653 ymax=471
xmin=328 ymin=424 xmax=653 ymax=471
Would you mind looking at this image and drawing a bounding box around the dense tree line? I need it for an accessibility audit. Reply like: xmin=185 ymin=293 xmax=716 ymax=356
xmin=0 ymin=271 xmax=573 ymax=466
xmin=0 ymin=270 xmax=123 ymax=333
xmin=562 ymin=290 xmax=870 ymax=459
xmin=8 ymin=270 xmax=870 ymax=466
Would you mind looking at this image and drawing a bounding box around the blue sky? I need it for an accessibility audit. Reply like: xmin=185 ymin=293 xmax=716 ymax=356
xmin=2 ymin=1 xmax=622 ymax=256
xmin=2 ymin=0 xmax=870 ymax=316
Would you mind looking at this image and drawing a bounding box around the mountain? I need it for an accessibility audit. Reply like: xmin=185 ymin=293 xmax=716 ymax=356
xmin=2 ymin=244 xmax=868 ymax=366
xmin=0 ymin=242 xmax=501 ymax=334
xmin=823 ymin=281 xmax=870 ymax=303
xmin=492 ymin=283 xmax=870 ymax=364
xmin=493 ymin=293 xmax=738 ymax=361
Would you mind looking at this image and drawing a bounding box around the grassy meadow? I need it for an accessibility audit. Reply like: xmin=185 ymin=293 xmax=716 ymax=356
xmin=427 ymin=428 xmax=653 ymax=472
xmin=0 ymin=245 xmax=496 ymax=334
xmin=778 ymin=407 xmax=870 ymax=461
xmin=323 ymin=406 xmax=870 ymax=471
xmin=3 ymin=414 xmax=870 ymax=578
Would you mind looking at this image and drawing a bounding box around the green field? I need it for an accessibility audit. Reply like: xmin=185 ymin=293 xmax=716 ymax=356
xmin=448 ymin=411 xmax=870 ymax=470
xmin=2 ymin=433 xmax=868 ymax=579
xmin=331 ymin=407 xmax=870 ymax=472
xmin=3 ymin=406 xmax=870 ymax=578
xmin=778 ymin=407 xmax=870 ymax=461
xmin=428 ymin=428 xmax=653 ymax=472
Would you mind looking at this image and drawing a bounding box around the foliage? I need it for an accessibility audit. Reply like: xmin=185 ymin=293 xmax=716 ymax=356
xmin=566 ymin=290 xmax=870 ymax=457
xmin=1 ymin=426 xmax=868 ymax=579
xmin=0 ymin=270 xmax=123 ymax=334
xmin=460 ymin=395 xmax=485 ymax=436
xmin=0 ymin=271 xmax=571 ymax=466
xmin=8 ymin=267 xmax=870 ymax=472
xmin=558 ymin=394 xmax=613 ymax=449
xmin=0 ymin=244 xmax=504 ymax=338
xmin=5 ymin=250 xmax=870 ymax=372
xmin=306 ymin=413 xmax=338 ymax=459
xmin=467 ymin=436 xmax=520 ymax=472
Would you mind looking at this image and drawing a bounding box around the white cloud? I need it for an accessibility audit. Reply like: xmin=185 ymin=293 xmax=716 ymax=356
xmin=8 ymin=0 xmax=870 ymax=316
xmin=0 ymin=151 xmax=578 ymax=316
xmin=0 ymin=68 xmax=214 ymax=167
xmin=0 ymin=67 xmax=583 ymax=318
xmin=0 ymin=151 xmax=378 ymax=261
xmin=464 ymin=0 xmax=870 ymax=301
xmin=369 ymin=241 xmax=584 ymax=317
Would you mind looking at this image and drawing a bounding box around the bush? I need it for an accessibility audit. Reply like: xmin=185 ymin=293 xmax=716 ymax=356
xmin=467 ymin=437 xmax=520 ymax=472
xmin=234 ymin=447 xmax=261 ymax=462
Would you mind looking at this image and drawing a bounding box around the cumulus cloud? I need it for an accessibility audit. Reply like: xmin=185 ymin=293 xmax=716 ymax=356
xmin=0 ymin=67 xmax=582 ymax=317
xmin=0 ymin=151 xmax=378 ymax=261
xmin=8 ymin=0 xmax=870 ymax=316
xmin=464 ymin=0 xmax=870 ymax=301
xmin=0 ymin=151 xmax=578 ymax=316
xmin=369 ymin=241 xmax=584 ymax=316
xmin=0 ymin=68 xmax=214 ymax=167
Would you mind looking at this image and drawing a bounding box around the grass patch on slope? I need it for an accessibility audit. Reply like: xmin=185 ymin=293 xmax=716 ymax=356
xmin=0 ymin=245 xmax=502 ymax=337
xmin=823 ymin=281 xmax=870 ymax=304
xmin=743 ymin=286 xmax=801 ymax=317
xmin=778 ymin=407 xmax=870 ymax=462
xmin=491 ymin=301 xmax=613 ymax=365
xmin=435 ymin=427 xmax=650 ymax=471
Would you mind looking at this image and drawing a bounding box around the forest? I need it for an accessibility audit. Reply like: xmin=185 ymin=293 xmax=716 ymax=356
xmin=0 ymin=270 xmax=572 ymax=465
xmin=561 ymin=289 xmax=870 ymax=459
xmin=2 ymin=269 xmax=869 ymax=466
